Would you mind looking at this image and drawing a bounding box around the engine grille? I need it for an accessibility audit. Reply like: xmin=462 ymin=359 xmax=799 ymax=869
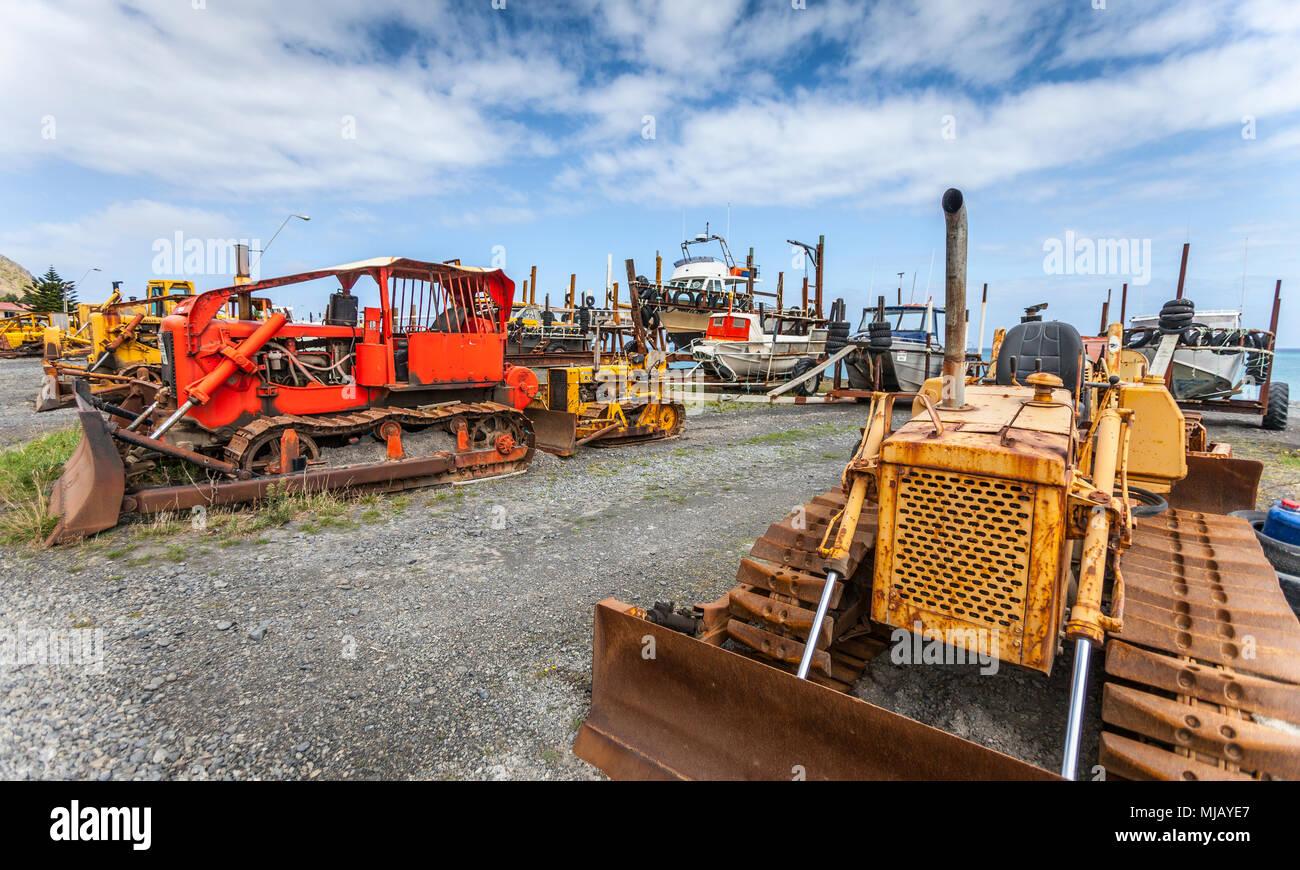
xmin=892 ymin=468 xmax=1034 ymax=629
xmin=160 ymin=329 xmax=176 ymax=392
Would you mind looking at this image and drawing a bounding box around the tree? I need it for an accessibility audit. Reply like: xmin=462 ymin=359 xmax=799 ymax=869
xmin=21 ymin=266 xmax=77 ymax=312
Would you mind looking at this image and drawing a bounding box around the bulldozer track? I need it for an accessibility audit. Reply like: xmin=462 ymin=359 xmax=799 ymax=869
xmin=584 ymin=402 xmax=686 ymax=448
xmin=1099 ymin=509 xmax=1300 ymax=780
xmin=723 ymin=488 xmax=889 ymax=692
xmin=224 ymin=402 xmax=530 ymax=472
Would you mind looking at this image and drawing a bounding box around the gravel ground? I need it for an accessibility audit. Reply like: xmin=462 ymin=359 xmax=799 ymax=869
xmin=0 ymin=358 xmax=74 ymax=443
xmin=0 ymin=353 xmax=1296 ymax=780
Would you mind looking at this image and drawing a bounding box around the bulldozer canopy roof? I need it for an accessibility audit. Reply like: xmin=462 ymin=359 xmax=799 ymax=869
xmin=176 ymin=257 xmax=516 ymax=332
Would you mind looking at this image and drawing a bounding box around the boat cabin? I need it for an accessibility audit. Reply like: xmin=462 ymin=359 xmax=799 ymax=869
xmin=705 ymin=312 xmax=763 ymax=342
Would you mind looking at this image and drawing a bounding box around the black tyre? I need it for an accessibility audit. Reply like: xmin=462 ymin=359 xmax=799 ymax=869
xmin=1230 ymin=509 xmax=1300 ymax=575
xmin=1263 ymin=382 xmax=1289 ymax=430
xmin=714 ymin=362 xmax=737 ymax=382
xmin=791 ymin=357 xmax=821 ymax=396
xmin=1120 ymin=485 xmax=1168 ymax=517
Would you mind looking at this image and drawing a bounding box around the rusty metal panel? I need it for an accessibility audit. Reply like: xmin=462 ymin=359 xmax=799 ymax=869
xmin=574 ymin=599 xmax=1056 ymax=780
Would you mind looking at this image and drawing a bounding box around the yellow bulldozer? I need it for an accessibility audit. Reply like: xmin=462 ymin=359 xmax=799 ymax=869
xmin=2 ymin=311 xmax=56 ymax=357
xmin=525 ymin=358 xmax=685 ymax=456
xmin=520 ymin=279 xmax=687 ymax=456
xmin=574 ymin=189 xmax=1298 ymax=781
xmin=38 ymin=279 xmax=194 ymax=411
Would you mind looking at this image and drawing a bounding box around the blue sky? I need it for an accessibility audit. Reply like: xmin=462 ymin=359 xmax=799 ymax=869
xmin=1 ymin=0 xmax=1297 ymax=342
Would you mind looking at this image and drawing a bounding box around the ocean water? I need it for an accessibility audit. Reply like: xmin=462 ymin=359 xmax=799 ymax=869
xmin=1272 ymin=349 xmax=1300 ymax=392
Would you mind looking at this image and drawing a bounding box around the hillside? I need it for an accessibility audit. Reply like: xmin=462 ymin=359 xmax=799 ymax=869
xmin=0 ymin=254 xmax=33 ymax=300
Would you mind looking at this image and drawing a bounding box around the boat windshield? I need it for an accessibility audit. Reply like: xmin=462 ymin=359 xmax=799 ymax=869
xmin=668 ymin=277 xmax=708 ymax=290
xmin=859 ymin=306 xmax=943 ymax=339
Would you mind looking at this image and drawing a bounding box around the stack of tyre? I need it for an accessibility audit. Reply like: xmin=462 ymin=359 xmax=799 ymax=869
xmin=826 ymin=317 xmax=851 ymax=353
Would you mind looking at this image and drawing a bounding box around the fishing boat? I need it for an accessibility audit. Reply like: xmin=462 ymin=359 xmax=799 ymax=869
xmin=1125 ymin=309 xmax=1261 ymax=399
xmin=845 ymin=302 xmax=945 ymax=392
xmin=635 ymin=229 xmax=757 ymax=350
xmin=691 ymin=310 xmax=827 ymax=389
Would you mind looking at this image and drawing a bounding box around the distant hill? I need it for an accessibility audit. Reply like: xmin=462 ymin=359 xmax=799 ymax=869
xmin=0 ymin=255 xmax=33 ymax=300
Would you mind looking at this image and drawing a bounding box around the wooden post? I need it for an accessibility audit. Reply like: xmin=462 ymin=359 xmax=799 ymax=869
xmin=1175 ymin=243 xmax=1189 ymax=299
xmin=625 ymin=258 xmax=648 ymax=355
xmin=1120 ymin=283 xmax=1128 ymax=324
xmin=777 ymin=271 xmax=784 ymax=310
xmin=746 ymin=248 xmax=755 ymax=301
xmin=1099 ymin=288 xmax=1111 ymax=335
xmin=1261 ymin=279 xmax=1283 ymax=408
xmin=568 ymin=274 xmax=576 ymax=310
xmin=801 ymin=276 xmax=809 ymax=311
xmin=655 ymin=253 xmax=662 ymax=285
xmin=530 ymin=265 xmax=537 ymax=304
xmin=814 ymin=235 xmax=824 ymax=319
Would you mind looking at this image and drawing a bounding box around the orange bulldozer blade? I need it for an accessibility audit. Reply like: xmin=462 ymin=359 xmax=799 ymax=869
xmin=573 ymin=599 xmax=1055 ymax=781
xmin=1167 ymin=455 xmax=1263 ymax=514
xmin=44 ymin=383 xmax=126 ymax=546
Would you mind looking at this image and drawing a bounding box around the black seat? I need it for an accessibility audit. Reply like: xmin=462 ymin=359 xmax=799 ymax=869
xmin=994 ymin=320 xmax=1083 ymax=397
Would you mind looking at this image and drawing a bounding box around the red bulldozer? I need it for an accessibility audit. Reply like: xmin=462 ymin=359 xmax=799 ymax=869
xmin=46 ymin=257 xmax=540 ymax=544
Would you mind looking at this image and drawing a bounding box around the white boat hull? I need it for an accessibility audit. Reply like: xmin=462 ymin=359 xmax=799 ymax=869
xmin=695 ymin=336 xmax=828 ymax=380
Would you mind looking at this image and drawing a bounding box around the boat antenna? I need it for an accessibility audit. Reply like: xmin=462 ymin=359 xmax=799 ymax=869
xmin=909 ymin=271 xmax=917 ymax=303
xmin=1240 ymin=237 xmax=1249 ymax=313
xmin=726 ymin=203 xmax=731 ymax=245
xmin=924 ymin=248 xmax=935 ymax=298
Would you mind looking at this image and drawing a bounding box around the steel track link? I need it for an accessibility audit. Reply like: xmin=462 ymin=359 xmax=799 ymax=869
xmin=723 ymin=488 xmax=888 ymax=691
xmin=1099 ymin=509 xmax=1300 ymax=780
xmin=223 ymin=401 xmax=527 ymax=470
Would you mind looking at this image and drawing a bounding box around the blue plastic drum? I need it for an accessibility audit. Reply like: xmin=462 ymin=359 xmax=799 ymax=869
xmin=1263 ymin=499 xmax=1300 ymax=547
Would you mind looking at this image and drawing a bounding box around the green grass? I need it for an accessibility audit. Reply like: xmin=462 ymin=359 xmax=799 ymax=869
xmin=0 ymin=427 xmax=80 ymax=544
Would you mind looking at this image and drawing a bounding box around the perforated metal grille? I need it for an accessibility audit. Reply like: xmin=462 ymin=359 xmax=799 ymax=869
xmin=892 ymin=469 xmax=1033 ymax=628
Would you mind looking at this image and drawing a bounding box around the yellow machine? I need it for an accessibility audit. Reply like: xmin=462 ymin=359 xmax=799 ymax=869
xmin=574 ymin=188 xmax=1296 ymax=781
xmin=2 ymin=311 xmax=55 ymax=356
xmin=37 ymin=280 xmax=195 ymax=411
xmin=525 ymin=359 xmax=685 ymax=455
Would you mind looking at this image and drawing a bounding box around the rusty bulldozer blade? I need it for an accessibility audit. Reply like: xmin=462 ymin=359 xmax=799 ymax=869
xmin=1167 ymin=455 xmax=1262 ymax=514
xmin=44 ymin=399 xmax=126 ymax=547
xmin=573 ymin=599 xmax=1055 ymax=780
xmin=524 ymin=407 xmax=579 ymax=457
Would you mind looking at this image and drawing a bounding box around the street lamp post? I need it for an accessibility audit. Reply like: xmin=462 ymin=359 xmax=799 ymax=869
xmin=250 ymin=214 xmax=310 ymax=274
xmin=71 ymin=267 xmax=100 ymax=323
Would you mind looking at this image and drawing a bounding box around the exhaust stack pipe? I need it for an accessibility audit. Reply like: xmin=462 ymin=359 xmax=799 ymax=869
xmin=941 ymin=188 xmax=967 ymax=409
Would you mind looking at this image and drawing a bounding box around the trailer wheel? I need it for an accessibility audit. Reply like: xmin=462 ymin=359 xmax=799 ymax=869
xmin=1263 ymin=382 xmax=1289 ymax=430
xmin=792 ymin=357 xmax=821 ymax=396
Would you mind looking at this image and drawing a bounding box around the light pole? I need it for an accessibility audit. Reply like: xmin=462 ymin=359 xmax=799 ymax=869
xmin=250 ymin=214 xmax=310 ymax=274
xmin=70 ymin=267 xmax=100 ymax=322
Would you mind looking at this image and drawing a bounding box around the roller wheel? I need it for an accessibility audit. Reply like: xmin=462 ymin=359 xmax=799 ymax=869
xmin=238 ymin=429 xmax=321 ymax=474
